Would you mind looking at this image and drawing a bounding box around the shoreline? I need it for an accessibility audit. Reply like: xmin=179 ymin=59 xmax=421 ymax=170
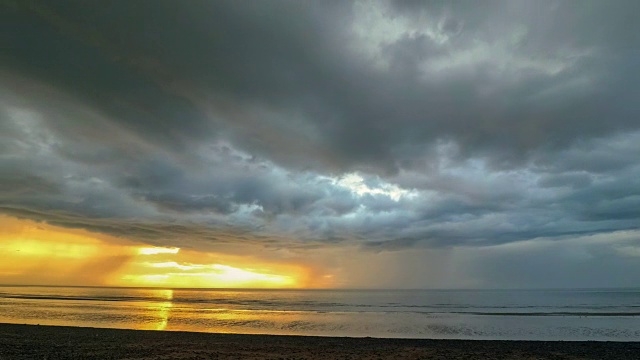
xmin=1 ymin=323 xmax=639 ymax=359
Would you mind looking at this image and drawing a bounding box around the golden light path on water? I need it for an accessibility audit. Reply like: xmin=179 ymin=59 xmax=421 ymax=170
xmin=149 ymin=289 xmax=173 ymax=331
xmin=132 ymin=288 xmax=316 ymax=334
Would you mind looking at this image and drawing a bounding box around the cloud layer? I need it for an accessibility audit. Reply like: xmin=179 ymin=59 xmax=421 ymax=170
xmin=2 ymin=0 xmax=639 ymax=287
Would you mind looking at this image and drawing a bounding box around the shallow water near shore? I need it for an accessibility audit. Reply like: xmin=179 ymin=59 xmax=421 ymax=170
xmin=1 ymin=286 xmax=639 ymax=341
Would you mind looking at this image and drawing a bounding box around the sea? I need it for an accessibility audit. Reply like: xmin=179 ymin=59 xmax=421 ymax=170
xmin=1 ymin=286 xmax=639 ymax=341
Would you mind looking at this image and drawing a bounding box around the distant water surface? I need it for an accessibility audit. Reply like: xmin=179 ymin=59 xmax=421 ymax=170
xmin=1 ymin=286 xmax=639 ymax=340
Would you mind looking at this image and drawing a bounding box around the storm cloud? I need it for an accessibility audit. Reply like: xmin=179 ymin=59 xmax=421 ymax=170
xmin=2 ymin=0 xmax=639 ymax=287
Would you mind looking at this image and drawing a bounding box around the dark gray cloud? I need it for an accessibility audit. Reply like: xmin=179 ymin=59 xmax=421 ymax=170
xmin=6 ymin=0 xmax=637 ymax=172
xmin=2 ymin=0 xmax=640 ymax=287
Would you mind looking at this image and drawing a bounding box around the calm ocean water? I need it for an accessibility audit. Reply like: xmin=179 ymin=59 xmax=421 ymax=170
xmin=0 ymin=286 xmax=639 ymax=340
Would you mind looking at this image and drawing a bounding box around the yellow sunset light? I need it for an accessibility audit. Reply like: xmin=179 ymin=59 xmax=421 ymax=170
xmin=5 ymin=238 xmax=101 ymax=259
xmin=1 ymin=217 xmax=316 ymax=289
xmin=0 ymin=216 xmax=138 ymax=286
xmin=121 ymin=262 xmax=297 ymax=288
xmin=210 ymin=264 xmax=295 ymax=286
xmin=146 ymin=261 xmax=199 ymax=270
xmin=138 ymin=247 xmax=180 ymax=255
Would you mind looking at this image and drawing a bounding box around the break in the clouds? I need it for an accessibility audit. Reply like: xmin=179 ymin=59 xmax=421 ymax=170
xmin=2 ymin=0 xmax=639 ymax=287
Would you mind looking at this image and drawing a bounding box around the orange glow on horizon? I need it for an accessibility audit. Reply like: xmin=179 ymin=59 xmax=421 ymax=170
xmin=0 ymin=216 xmax=321 ymax=289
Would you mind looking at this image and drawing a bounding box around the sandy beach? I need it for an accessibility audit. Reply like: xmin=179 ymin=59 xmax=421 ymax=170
xmin=0 ymin=323 xmax=638 ymax=360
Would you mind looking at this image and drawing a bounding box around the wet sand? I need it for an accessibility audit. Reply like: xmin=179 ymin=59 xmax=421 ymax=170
xmin=0 ymin=323 xmax=638 ymax=359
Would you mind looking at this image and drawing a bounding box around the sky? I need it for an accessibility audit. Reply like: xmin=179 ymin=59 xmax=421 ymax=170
xmin=1 ymin=0 xmax=639 ymax=289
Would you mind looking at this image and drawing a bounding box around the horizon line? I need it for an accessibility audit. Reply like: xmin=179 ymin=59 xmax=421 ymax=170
xmin=1 ymin=284 xmax=638 ymax=291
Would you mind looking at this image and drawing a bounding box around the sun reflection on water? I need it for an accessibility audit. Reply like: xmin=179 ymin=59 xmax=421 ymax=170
xmin=155 ymin=289 xmax=173 ymax=331
xmin=136 ymin=289 xmax=174 ymax=331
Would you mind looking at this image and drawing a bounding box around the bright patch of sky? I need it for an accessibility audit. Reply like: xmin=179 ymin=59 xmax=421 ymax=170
xmin=332 ymin=173 xmax=415 ymax=201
